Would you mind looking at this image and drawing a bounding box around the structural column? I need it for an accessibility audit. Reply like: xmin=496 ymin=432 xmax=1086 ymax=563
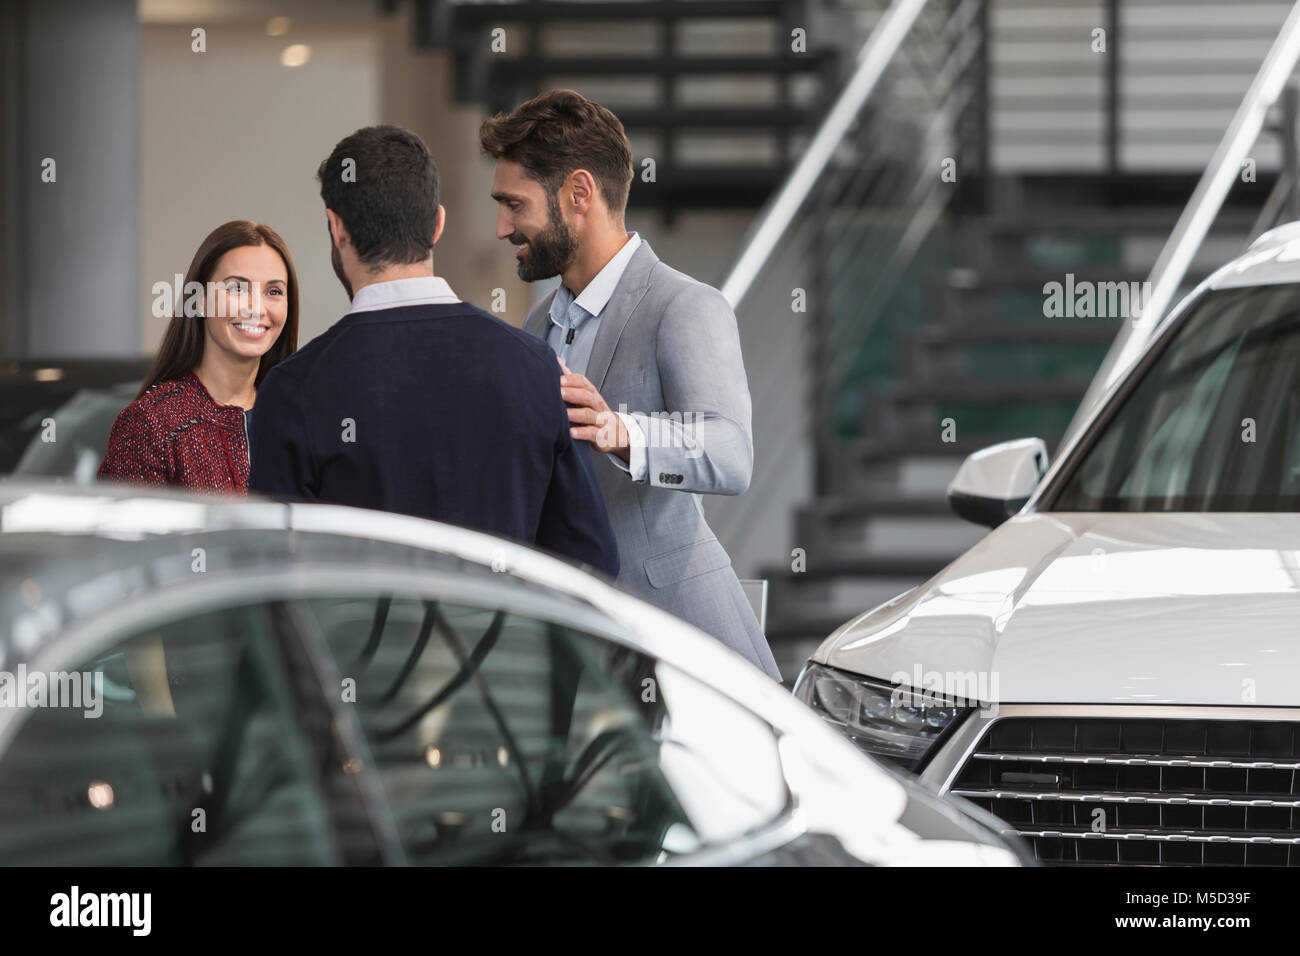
xmin=2 ymin=0 xmax=139 ymax=358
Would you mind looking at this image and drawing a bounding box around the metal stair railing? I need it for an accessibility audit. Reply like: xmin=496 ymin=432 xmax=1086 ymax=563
xmin=711 ymin=0 xmax=990 ymax=552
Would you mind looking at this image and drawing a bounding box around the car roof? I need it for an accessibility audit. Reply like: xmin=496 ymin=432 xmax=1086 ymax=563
xmin=0 ymin=480 xmax=609 ymax=659
xmin=0 ymin=479 xmax=521 ymax=560
xmin=1209 ymin=219 xmax=1300 ymax=290
xmin=0 ymin=480 xmax=817 ymax=747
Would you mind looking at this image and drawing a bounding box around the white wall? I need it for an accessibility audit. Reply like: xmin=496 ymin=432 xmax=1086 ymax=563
xmin=139 ymin=21 xmax=379 ymax=350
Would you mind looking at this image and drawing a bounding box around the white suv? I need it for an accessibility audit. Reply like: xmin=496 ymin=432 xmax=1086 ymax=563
xmin=796 ymin=223 xmax=1300 ymax=867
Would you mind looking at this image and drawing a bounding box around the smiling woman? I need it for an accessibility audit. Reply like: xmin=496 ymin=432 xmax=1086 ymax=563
xmin=95 ymin=221 xmax=300 ymax=493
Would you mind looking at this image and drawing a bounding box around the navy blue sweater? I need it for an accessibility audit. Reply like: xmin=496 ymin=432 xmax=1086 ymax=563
xmin=247 ymin=301 xmax=619 ymax=578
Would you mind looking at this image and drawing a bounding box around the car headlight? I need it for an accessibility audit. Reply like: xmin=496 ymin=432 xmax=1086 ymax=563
xmin=793 ymin=662 xmax=970 ymax=771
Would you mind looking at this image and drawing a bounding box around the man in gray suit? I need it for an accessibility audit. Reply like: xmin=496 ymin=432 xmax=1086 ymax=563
xmin=481 ymin=89 xmax=781 ymax=680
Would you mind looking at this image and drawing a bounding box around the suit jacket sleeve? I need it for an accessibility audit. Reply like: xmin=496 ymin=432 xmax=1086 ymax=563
xmin=536 ymin=362 xmax=621 ymax=579
xmin=97 ymin=404 xmax=171 ymax=485
xmin=624 ymin=282 xmax=755 ymax=495
xmin=248 ymin=365 xmax=318 ymax=500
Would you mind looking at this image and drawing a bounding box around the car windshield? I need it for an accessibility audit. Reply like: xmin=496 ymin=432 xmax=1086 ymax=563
xmin=1052 ymin=283 xmax=1300 ymax=511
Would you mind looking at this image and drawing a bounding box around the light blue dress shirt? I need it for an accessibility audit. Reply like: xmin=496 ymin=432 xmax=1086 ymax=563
xmin=546 ymin=233 xmax=648 ymax=481
xmin=546 ymin=232 xmax=641 ymax=374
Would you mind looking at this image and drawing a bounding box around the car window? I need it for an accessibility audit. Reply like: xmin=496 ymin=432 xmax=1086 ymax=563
xmin=1052 ymin=283 xmax=1300 ymax=511
xmin=0 ymin=603 xmax=339 ymax=865
xmin=2 ymin=382 xmax=136 ymax=479
xmin=300 ymin=595 xmax=790 ymax=864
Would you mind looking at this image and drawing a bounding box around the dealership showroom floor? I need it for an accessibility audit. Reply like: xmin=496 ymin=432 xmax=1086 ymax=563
xmin=1 ymin=0 xmax=1298 ymax=933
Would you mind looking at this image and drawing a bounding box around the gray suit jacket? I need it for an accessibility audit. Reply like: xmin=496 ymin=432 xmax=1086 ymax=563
xmin=525 ymin=240 xmax=781 ymax=680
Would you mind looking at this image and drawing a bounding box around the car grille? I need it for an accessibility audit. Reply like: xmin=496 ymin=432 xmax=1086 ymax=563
xmin=949 ymin=716 xmax=1300 ymax=866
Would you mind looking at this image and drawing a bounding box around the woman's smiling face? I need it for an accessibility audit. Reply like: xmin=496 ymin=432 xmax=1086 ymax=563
xmin=202 ymin=244 xmax=289 ymax=361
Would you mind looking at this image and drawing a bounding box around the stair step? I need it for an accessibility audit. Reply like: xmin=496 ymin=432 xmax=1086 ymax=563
xmin=854 ymin=433 xmax=1062 ymax=464
xmin=980 ymin=208 xmax=1258 ymax=238
xmin=816 ymin=514 xmax=986 ymax=560
xmin=630 ymin=166 xmax=785 ymax=187
xmin=612 ymin=106 xmax=810 ymax=129
xmin=809 ymin=492 xmax=952 ymax=519
xmin=448 ymin=0 xmax=787 ymax=22
xmin=948 ymin=267 xmax=1170 ymax=291
xmin=928 ymin=295 xmax=1168 ymax=328
xmin=917 ymin=321 xmax=1120 ymax=348
xmin=889 ymin=378 xmax=1092 ymax=404
xmin=493 ymin=55 xmax=829 ymax=77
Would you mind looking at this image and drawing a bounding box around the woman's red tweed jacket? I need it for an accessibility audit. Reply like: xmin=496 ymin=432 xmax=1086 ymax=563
xmin=97 ymin=371 xmax=251 ymax=493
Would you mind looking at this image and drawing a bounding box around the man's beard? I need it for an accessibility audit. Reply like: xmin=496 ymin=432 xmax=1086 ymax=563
xmin=331 ymin=240 xmax=353 ymax=299
xmin=513 ymin=191 xmax=578 ymax=282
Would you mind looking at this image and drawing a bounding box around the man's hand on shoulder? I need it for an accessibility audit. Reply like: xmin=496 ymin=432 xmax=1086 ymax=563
xmin=557 ymin=356 xmax=630 ymax=463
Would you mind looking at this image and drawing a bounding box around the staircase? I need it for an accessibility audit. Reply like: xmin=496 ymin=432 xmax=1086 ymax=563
xmin=398 ymin=0 xmax=852 ymax=216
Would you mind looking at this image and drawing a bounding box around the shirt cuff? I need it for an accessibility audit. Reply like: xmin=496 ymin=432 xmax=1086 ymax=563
xmin=608 ymin=412 xmax=648 ymax=481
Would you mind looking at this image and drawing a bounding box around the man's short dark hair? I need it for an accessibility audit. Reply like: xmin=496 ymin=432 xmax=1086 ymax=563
xmin=317 ymin=125 xmax=440 ymax=267
xmin=479 ymin=89 xmax=634 ymax=215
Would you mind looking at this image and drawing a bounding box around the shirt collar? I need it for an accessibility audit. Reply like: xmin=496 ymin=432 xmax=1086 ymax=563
xmin=549 ymin=232 xmax=642 ymax=329
xmin=348 ymin=275 xmax=460 ymax=314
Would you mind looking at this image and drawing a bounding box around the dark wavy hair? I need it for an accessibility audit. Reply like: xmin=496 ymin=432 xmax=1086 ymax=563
xmin=317 ymin=125 xmax=440 ymax=267
xmin=479 ymin=89 xmax=634 ymax=215
xmin=137 ymin=220 xmax=299 ymax=400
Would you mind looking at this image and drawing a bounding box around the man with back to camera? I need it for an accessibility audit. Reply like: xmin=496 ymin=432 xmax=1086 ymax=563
xmin=248 ymin=124 xmax=619 ymax=578
xmin=481 ymin=90 xmax=782 ymax=680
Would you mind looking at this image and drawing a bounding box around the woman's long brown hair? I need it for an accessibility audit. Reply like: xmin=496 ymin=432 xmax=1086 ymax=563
xmin=137 ymin=220 xmax=300 ymax=399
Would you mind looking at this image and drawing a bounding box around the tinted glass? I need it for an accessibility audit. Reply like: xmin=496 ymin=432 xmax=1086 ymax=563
xmin=1 ymin=381 xmax=137 ymax=478
xmin=303 ymin=595 xmax=789 ymax=864
xmin=1054 ymin=284 xmax=1300 ymax=511
xmin=0 ymin=603 xmax=338 ymax=864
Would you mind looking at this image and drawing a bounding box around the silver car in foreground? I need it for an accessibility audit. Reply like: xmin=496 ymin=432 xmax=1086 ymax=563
xmin=0 ymin=481 xmax=1022 ymax=866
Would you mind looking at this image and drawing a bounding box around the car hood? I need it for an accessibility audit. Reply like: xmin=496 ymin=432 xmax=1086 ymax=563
xmin=814 ymin=512 xmax=1300 ymax=706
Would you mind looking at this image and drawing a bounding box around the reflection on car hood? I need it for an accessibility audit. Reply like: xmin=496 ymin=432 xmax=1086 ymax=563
xmin=815 ymin=512 xmax=1300 ymax=707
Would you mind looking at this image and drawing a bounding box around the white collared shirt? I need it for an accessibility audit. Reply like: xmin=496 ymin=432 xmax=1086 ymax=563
xmin=348 ymin=275 xmax=460 ymax=314
xmin=547 ymin=232 xmax=643 ymax=341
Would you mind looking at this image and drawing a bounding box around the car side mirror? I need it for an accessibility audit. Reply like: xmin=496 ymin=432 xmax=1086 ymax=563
xmin=947 ymin=438 xmax=1048 ymax=528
